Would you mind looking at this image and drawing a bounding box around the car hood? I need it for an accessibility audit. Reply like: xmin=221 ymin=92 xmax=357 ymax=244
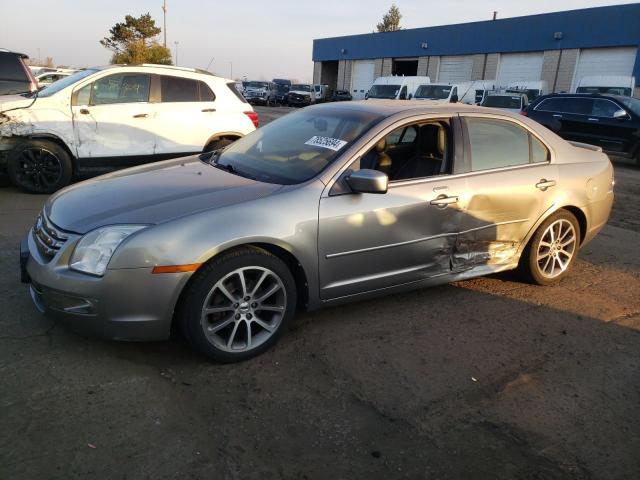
xmin=289 ymin=90 xmax=311 ymax=96
xmin=0 ymin=94 xmax=33 ymax=112
xmin=46 ymin=156 xmax=283 ymax=234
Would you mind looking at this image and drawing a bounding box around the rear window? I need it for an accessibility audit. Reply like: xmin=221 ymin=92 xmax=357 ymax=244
xmin=482 ymin=96 xmax=522 ymax=109
xmin=535 ymin=97 xmax=592 ymax=115
xmin=0 ymin=54 xmax=29 ymax=82
xmin=227 ymin=82 xmax=247 ymax=103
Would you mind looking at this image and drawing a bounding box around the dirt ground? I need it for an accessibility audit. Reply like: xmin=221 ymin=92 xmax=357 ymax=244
xmin=0 ymin=109 xmax=639 ymax=479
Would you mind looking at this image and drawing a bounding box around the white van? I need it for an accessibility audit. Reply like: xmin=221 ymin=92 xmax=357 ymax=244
xmin=412 ymin=82 xmax=468 ymax=103
xmin=574 ymin=76 xmax=635 ymax=97
xmin=366 ymin=76 xmax=430 ymax=100
xmin=504 ymin=80 xmax=548 ymax=101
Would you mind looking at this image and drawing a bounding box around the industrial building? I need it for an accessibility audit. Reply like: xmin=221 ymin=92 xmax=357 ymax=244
xmin=312 ymin=3 xmax=640 ymax=99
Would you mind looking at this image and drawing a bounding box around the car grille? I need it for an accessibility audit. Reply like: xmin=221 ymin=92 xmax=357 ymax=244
xmin=33 ymin=212 xmax=68 ymax=261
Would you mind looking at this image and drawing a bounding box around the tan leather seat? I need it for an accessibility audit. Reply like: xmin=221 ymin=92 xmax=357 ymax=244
xmin=394 ymin=124 xmax=446 ymax=180
xmin=374 ymin=138 xmax=392 ymax=175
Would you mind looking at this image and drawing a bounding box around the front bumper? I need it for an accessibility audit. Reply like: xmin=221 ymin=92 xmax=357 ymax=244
xmin=22 ymin=230 xmax=191 ymax=341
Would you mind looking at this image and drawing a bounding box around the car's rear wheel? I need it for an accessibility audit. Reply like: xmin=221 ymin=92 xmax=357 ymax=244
xmin=179 ymin=247 xmax=297 ymax=363
xmin=7 ymin=139 xmax=72 ymax=194
xmin=519 ymin=210 xmax=580 ymax=285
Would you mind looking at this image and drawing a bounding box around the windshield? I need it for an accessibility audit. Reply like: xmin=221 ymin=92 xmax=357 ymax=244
xmin=368 ymin=84 xmax=401 ymax=99
xmin=414 ymin=85 xmax=451 ymax=99
xmin=276 ymin=84 xmax=289 ymax=94
xmin=482 ymin=96 xmax=522 ymax=109
xmin=246 ymin=81 xmax=268 ymax=89
xmin=618 ymin=96 xmax=640 ymax=116
xmin=211 ymin=107 xmax=383 ymax=185
xmin=290 ymin=84 xmax=311 ymax=92
xmin=576 ymin=86 xmax=632 ymax=96
xmin=37 ymin=69 xmax=97 ymax=97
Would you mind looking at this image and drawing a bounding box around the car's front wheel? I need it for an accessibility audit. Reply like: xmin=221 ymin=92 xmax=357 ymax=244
xmin=7 ymin=139 xmax=73 ymax=194
xmin=179 ymin=247 xmax=297 ymax=362
xmin=519 ymin=210 xmax=581 ymax=285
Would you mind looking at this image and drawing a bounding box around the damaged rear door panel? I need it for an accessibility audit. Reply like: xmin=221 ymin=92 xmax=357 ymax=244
xmin=454 ymin=115 xmax=558 ymax=270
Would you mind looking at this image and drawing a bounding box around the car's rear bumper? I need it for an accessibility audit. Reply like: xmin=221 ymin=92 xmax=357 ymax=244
xmin=23 ymin=230 xmax=190 ymax=341
xmin=582 ymin=191 xmax=614 ymax=246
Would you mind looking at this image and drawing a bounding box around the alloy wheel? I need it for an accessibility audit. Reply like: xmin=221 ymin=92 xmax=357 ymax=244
xmin=15 ymin=147 xmax=62 ymax=192
xmin=200 ymin=266 xmax=286 ymax=353
xmin=536 ymin=219 xmax=577 ymax=279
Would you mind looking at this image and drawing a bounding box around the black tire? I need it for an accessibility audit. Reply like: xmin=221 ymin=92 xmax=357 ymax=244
xmin=179 ymin=247 xmax=297 ymax=363
xmin=203 ymin=138 xmax=233 ymax=153
xmin=7 ymin=139 xmax=73 ymax=194
xmin=518 ymin=210 xmax=581 ymax=286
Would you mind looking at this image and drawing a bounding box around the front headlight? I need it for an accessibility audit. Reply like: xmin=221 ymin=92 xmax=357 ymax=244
xmin=70 ymin=225 xmax=147 ymax=276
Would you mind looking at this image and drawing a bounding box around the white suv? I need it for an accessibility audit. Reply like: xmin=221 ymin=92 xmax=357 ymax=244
xmin=0 ymin=64 xmax=257 ymax=193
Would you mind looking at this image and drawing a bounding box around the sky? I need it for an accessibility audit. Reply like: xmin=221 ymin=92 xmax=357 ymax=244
xmin=0 ymin=0 xmax=632 ymax=82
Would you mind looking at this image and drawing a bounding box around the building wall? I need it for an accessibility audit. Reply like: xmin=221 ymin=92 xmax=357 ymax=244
xmin=484 ymin=54 xmax=499 ymax=79
xmin=541 ymin=50 xmax=561 ymax=90
xmin=417 ymin=56 xmax=429 ymax=76
xmin=427 ymin=56 xmax=439 ymax=80
xmin=541 ymin=49 xmax=580 ymax=92
xmin=337 ymin=60 xmax=353 ymax=90
xmin=313 ymin=62 xmax=321 ymax=85
xmin=554 ymin=49 xmax=579 ymax=92
xmin=471 ymin=54 xmax=485 ymax=80
xmin=381 ymin=58 xmax=393 ymax=77
xmin=374 ymin=58 xmax=383 ymax=78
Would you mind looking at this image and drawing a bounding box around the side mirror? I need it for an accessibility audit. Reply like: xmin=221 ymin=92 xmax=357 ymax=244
xmin=407 ymin=93 xmax=413 ymax=100
xmin=346 ymin=169 xmax=388 ymax=194
xmin=365 ymin=92 xmax=369 ymax=100
xmin=613 ymin=109 xmax=630 ymax=120
xmin=450 ymin=94 xmax=459 ymax=103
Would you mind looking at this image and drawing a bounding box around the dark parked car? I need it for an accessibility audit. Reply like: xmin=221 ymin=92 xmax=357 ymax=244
xmin=525 ymin=93 xmax=640 ymax=165
xmin=331 ymin=90 xmax=352 ymax=102
xmin=0 ymin=49 xmax=37 ymax=96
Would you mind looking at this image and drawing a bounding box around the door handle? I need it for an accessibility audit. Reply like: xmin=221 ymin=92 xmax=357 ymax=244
xmin=587 ymin=117 xmax=599 ymax=122
xmin=79 ymin=108 xmax=90 ymax=115
xmin=552 ymin=114 xmax=562 ymax=118
xmin=133 ymin=113 xmax=148 ymax=118
xmin=201 ymin=108 xmax=216 ymax=112
xmin=430 ymin=194 xmax=458 ymax=207
xmin=535 ymin=179 xmax=556 ymax=191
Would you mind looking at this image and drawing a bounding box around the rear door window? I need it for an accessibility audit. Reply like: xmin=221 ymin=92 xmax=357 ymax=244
xmin=161 ymin=76 xmax=199 ymax=102
xmin=466 ymin=118 xmax=530 ymax=171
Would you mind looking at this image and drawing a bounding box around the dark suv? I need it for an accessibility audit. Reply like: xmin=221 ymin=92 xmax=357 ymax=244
xmin=525 ymin=93 xmax=640 ymax=165
xmin=0 ymin=50 xmax=37 ymax=96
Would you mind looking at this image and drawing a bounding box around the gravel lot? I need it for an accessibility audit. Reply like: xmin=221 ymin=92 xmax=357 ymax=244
xmin=1 ymin=107 xmax=639 ymax=479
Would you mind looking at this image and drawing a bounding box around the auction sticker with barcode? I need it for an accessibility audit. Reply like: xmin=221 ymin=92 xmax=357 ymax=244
xmin=304 ymin=136 xmax=348 ymax=151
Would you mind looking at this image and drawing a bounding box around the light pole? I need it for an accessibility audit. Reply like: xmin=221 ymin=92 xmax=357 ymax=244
xmin=206 ymin=56 xmax=215 ymax=72
xmin=162 ymin=0 xmax=167 ymax=47
xmin=174 ymin=41 xmax=179 ymax=66
xmin=229 ymin=61 xmax=233 ymax=79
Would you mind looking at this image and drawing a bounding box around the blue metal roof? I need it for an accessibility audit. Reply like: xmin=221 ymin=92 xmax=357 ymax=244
xmin=312 ymin=4 xmax=640 ymax=62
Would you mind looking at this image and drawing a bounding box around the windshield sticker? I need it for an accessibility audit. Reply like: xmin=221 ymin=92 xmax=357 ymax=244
xmin=305 ymin=136 xmax=348 ymax=151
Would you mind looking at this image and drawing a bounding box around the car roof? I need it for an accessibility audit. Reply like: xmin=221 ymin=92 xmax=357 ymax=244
xmin=0 ymin=49 xmax=28 ymax=59
xmin=535 ymin=92 xmax=629 ymax=102
xmin=88 ymin=64 xmax=223 ymax=79
xmin=308 ymin=99 xmax=519 ymax=118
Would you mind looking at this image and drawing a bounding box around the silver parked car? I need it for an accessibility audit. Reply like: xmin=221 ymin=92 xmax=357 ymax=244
xmin=21 ymin=102 xmax=614 ymax=362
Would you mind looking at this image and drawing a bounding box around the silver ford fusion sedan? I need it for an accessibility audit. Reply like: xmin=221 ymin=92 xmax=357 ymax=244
xmin=21 ymin=101 xmax=614 ymax=362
